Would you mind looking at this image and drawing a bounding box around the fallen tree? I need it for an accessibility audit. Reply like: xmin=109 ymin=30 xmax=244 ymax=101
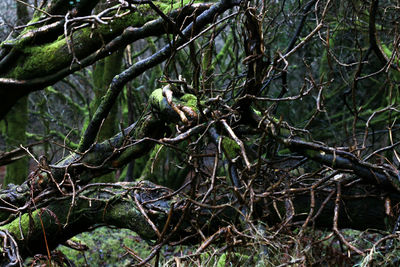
xmin=1 ymin=86 xmax=399 ymax=264
xmin=1 ymin=0 xmax=400 ymax=265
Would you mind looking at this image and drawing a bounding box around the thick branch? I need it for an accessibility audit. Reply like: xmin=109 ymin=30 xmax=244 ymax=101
xmin=0 ymin=181 xmax=187 ymax=259
xmin=0 ymin=114 xmax=166 ymax=222
xmin=0 ymin=3 xmax=211 ymax=119
xmin=77 ymin=0 xmax=241 ymax=152
xmin=283 ymin=138 xmax=400 ymax=191
xmin=251 ymin=112 xmax=400 ymax=192
xmin=0 ymin=180 xmax=397 ymax=264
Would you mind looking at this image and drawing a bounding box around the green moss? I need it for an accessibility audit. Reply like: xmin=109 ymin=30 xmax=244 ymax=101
xmin=17 ymin=14 xmax=42 ymax=37
xmin=381 ymin=44 xmax=392 ymax=58
xmin=217 ymin=252 xmax=251 ymax=267
xmin=103 ymin=7 xmax=154 ymax=34
xmin=217 ymin=253 xmax=227 ymax=267
xmin=157 ymin=0 xmax=201 ymax=13
xmin=149 ymin=88 xmax=164 ymax=103
xmin=222 ymin=137 xmax=240 ymax=158
xmin=251 ymin=107 xmax=262 ymax=116
xmin=180 ymin=93 xmax=198 ymax=110
xmin=8 ymin=8 xmax=159 ymax=79
xmin=111 ymin=116 xmax=163 ymax=168
xmin=11 ymin=35 xmax=70 ymax=79
xmin=3 ymin=96 xmax=28 ymax=186
xmin=58 ymin=227 xmax=151 ymax=266
xmin=150 ymin=89 xmax=199 ymax=110
xmin=90 ymin=49 xmax=124 ymax=183
xmin=46 ymin=86 xmax=86 ymax=114
xmin=149 ymin=88 xmax=169 ymax=112
xmin=0 ymin=209 xmax=40 ymax=240
xmin=114 ymin=140 xmax=148 ymax=168
xmin=133 ymin=156 xmax=150 ymax=180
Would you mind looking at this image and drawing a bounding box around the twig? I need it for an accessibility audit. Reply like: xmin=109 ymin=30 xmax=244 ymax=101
xmin=333 ymin=182 xmax=365 ymax=256
xmin=221 ymin=119 xmax=251 ymax=169
xmin=134 ymin=192 xmax=161 ymax=238
xmin=14 ymin=0 xmax=52 ymax=17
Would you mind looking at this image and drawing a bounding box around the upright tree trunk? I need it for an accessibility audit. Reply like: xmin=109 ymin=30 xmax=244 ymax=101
xmin=94 ymin=49 xmax=124 ymax=140
xmin=4 ymin=96 xmax=28 ymax=185
xmin=91 ymin=49 xmax=125 ymax=182
xmin=4 ymin=1 xmax=30 ymax=186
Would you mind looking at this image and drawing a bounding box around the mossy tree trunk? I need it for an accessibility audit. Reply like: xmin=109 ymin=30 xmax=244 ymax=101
xmin=0 ymin=0 xmax=210 ymax=119
xmin=1 ymin=75 xmax=400 ymax=264
xmin=3 ymin=1 xmax=30 ymax=186
xmin=91 ymin=49 xmax=125 ymax=182
xmin=0 ymin=179 xmax=398 ymax=264
xmin=93 ymin=49 xmax=124 ymax=141
xmin=91 ymin=0 xmax=124 ymax=142
xmin=3 ymin=96 xmax=28 ymax=185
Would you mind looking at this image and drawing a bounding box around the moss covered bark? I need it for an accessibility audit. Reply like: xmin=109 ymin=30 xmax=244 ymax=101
xmin=94 ymin=49 xmax=124 ymax=140
xmin=4 ymin=0 xmax=197 ymax=80
xmin=0 ymin=181 xmax=165 ymax=258
xmin=3 ymin=96 xmax=29 ymax=186
xmin=1 ymin=179 xmax=397 ymax=263
xmin=3 ymin=2 xmax=30 ymax=186
xmin=91 ymin=49 xmax=125 ymax=182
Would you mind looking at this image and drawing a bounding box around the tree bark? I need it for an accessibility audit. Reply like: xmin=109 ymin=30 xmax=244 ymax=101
xmin=0 ymin=1 xmax=212 ymax=119
xmin=0 ymin=179 xmax=397 ymax=265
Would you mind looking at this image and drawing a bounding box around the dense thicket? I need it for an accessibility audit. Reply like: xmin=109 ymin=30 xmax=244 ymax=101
xmin=0 ymin=0 xmax=400 ymax=265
